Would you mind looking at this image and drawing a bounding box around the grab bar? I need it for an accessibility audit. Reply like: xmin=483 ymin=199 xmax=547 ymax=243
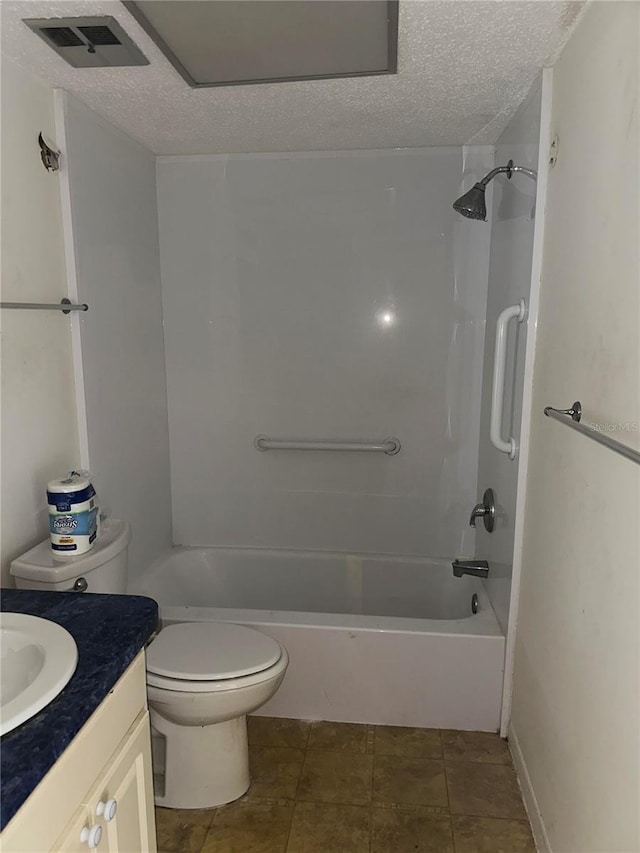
xmin=490 ymin=299 xmax=527 ymax=459
xmin=544 ymin=401 xmax=640 ymax=465
xmin=254 ymin=435 xmax=401 ymax=455
xmin=0 ymin=298 xmax=88 ymax=313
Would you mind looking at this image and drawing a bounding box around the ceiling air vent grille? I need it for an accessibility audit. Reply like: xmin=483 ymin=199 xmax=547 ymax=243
xmin=41 ymin=26 xmax=84 ymax=48
xmin=23 ymin=16 xmax=148 ymax=68
xmin=77 ymin=26 xmax=122 ymax=46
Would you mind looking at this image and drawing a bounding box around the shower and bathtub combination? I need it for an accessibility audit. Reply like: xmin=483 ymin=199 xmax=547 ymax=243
xmin=134 ymin=548 xmax=505 ymax=730
xmin=58 ymin=74 xmax=545 ymax=736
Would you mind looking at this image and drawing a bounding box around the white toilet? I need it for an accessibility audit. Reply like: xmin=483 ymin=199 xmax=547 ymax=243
xmin=10 ymin=519 xmax=289 ymax=809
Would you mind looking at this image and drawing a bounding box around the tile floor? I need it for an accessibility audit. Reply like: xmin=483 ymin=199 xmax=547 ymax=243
xmin=155 ymin=717 xmax=535 ymax=853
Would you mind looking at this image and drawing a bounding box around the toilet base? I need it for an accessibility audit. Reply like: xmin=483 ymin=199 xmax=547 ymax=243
xmin=151 ymin=711 xmax=250 ymax=809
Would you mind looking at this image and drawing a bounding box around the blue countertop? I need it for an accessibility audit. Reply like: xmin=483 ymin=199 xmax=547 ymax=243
xmin=0 ymin=589 xmax=158 ymax=831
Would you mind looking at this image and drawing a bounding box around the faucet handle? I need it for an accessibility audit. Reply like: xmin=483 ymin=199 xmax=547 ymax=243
xmin=469 ymin=488 xmax=495 ymax=532
xmin=469 ymin=503 xmax=485 ymax=527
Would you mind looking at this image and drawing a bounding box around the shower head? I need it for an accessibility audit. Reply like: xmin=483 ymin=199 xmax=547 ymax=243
xmin=453 ymin=183 xmax=488 ymax=220
xmin=453 ymin=159 xmax=537 ymax=221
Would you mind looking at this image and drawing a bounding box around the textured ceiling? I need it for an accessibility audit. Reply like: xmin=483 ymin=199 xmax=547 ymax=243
xmin=1 ymin=0 xmax=584 ymax=154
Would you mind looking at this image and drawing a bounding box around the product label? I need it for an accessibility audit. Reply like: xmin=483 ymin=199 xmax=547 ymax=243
xmin=49 ymin=507 xmax=98 ymax=538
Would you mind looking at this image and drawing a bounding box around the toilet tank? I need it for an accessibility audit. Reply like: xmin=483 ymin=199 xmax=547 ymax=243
xmin=10 ymin=519 xmax=131 ymax=594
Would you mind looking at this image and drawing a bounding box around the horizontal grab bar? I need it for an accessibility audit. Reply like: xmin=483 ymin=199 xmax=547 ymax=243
xmin=0 ymin=298 xmax=88 ymax=313
xmin=254 ymin=435 xmax=401 ymax=455
xmin=544 ymin=401 xmax=640 ymax=465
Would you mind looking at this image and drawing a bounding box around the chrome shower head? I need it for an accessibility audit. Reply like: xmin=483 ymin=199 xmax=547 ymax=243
xmin=453 ymin=159 xmax=537 ymax=221
xmin=453 ymin=183 xmax=487 ymax=220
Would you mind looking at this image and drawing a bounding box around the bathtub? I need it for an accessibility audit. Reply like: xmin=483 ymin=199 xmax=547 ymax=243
xmin=132 ymin=548 xmax=505 ymax=731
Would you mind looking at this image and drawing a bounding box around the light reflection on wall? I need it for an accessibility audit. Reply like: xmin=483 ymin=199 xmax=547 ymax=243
xmin=375 ymin=307 xmax=397 ymax=329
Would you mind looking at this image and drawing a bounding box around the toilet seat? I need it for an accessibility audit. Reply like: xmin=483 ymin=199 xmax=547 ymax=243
xmin=146 ymin=622 xmax=283 ymax=691
xmin=146 ymin=661 xmax=286 ymax=692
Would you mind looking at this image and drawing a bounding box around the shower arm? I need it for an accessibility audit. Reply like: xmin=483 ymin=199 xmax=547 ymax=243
xmin=479 ymin=160 xmax=537 ymax=187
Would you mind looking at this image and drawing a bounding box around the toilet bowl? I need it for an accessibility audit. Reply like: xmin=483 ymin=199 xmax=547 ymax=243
xmin=146 ymin=621 xmax=288 ymax=809
xmin=10 ymin=521 xmax=289 ymax=809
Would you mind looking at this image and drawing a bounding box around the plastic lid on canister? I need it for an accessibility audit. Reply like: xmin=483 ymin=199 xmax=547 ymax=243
xmin=47 ymin=474 xmax=93 ymax=494
xmin=9 ymin=519 xmax=131 ymax=583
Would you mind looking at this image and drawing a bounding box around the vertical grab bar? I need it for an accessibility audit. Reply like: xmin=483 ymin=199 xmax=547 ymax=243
xmin=490 ymin=298 xmax=527 ymax=459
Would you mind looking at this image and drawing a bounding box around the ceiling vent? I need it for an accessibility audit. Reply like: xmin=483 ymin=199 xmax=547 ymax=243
xmin=122 ymin=1 xmax=397 ymax=88
xmin=23 ymin=16 xmax=149 ymax=68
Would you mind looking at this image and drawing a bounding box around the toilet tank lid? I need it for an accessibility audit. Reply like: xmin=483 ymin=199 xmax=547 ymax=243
xmin=146 ymin=622 xmax=282 ymax=680
xmin=10 ymin=519 xmax=131 ymax=583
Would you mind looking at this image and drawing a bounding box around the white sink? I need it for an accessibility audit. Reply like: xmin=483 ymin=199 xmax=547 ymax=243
xmin=0 ymin=613 xmax=78 ymax=736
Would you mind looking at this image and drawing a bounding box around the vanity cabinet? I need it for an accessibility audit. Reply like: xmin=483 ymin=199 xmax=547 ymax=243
xmin=1 ymin=653 xmax=157 ymax=853
xmin=54 ymin=714 xmax=154 ymax=852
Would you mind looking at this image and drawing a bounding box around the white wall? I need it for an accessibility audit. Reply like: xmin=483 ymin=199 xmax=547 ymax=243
xmin=511 ymin=4 xmax=639 ymax=851
xmin=476 ymin=78 xmax=542 ymax=633
xmin=0 ymin=60 xmax=80 ymax=586
xmin=157 ymin=149 xmax=490 ymax=557
xmin=57 ymin=93 xmax=172 ymax=580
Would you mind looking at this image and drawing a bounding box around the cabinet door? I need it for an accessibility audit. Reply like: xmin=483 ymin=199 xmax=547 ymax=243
xmin=52 ymin=806 xmax=94 ymax=853
xmin=86 ymin=713 xmax=157 ymax=853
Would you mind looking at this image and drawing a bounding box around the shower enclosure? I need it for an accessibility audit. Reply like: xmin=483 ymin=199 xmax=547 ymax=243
xmin=58 ymin=75 xmax=544 ymax=731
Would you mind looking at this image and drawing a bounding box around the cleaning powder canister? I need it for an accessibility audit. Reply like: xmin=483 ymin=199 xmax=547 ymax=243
xmin=47 ymin=473 xmax=99 ymax=555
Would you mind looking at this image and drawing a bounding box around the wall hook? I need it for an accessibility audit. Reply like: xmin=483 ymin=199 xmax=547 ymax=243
xmin=38 ymin=132 xmax=60 ymax=172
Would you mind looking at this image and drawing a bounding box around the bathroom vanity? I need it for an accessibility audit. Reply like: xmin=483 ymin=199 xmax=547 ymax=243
xmin=0 ymin=590 xmax=159 ymax=852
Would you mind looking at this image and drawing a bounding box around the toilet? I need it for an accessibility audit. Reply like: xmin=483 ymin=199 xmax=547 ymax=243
xmin=10 ymin=519 xmax=289 ymax=809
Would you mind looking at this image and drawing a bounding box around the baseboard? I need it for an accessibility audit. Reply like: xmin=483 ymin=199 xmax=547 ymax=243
xmin=508 ymin=724 xmax=552 ymax=853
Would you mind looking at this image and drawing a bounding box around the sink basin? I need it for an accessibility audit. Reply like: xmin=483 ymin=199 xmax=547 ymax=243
xmin=0 ymin=613 xmax=78 ymax=736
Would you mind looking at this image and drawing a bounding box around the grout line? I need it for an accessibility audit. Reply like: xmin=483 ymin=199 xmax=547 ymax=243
xmin=369 ymin=737 xmax=376 ymax=814
xmin=244 ymin=789 xmax=532 ymax=824
xmin=367 ymin=732 xmax=377 ymax=853
xmin=366 ymin=724 xmax=376 ymax=756
xmin=208 ymin=799 xmax=218 ymax=831
xmin=292 ymin=753 xmax=306 ymax=801
xmin=369 ymin=737 xmax=375 ymax=853
xmin=452 ymin=813 xmax=533 ymax=823
xmin=305 ymin=746 xmax=370 ymax=755
xmin=443 ymin=757 xmax=514 ymax=766
xmin=282 ymin=803 xmax=295 ymax=853
xmin=447 ymin=769 xmax=459 ymax=853
xmin=275 ymin=797 xmax=447 ymax=811
xmin=442 ymin=730 xmax=453 ymax=824
xmin=369 ymin=803 xmax=374 ymax=853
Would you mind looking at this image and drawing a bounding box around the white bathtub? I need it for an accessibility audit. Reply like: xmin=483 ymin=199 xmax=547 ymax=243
xmin=132 ymin=548 xmax=505 ymax=731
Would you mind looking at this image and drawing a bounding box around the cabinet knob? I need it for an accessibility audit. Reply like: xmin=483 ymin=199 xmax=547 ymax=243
xmin=96 ymin=798 xmax=118 ymax=821
xmin=80 ymin=824 xmax=102 ymax=848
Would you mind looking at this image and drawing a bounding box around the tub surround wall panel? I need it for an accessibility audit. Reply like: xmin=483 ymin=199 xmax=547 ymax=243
xmin=157 ymin=149 xmax=491 ymax=557
xmin=0 ymin=61 xmax=80 ymax=586
xmin=58 ymin=93 xmax=172 ymax=579
xmin=476 ymin=78 xmax=542 ymax=634
xmin=511 ymin=4 xmax=640 ymax=852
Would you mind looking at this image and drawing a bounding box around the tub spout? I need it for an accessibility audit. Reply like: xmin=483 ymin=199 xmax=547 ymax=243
xmin=452 ymin=559 xmax=489 ymax=579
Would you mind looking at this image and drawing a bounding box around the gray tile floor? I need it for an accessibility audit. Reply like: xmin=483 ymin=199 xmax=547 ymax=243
xmin=155 ymin=717 xmax=535 ymax=852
